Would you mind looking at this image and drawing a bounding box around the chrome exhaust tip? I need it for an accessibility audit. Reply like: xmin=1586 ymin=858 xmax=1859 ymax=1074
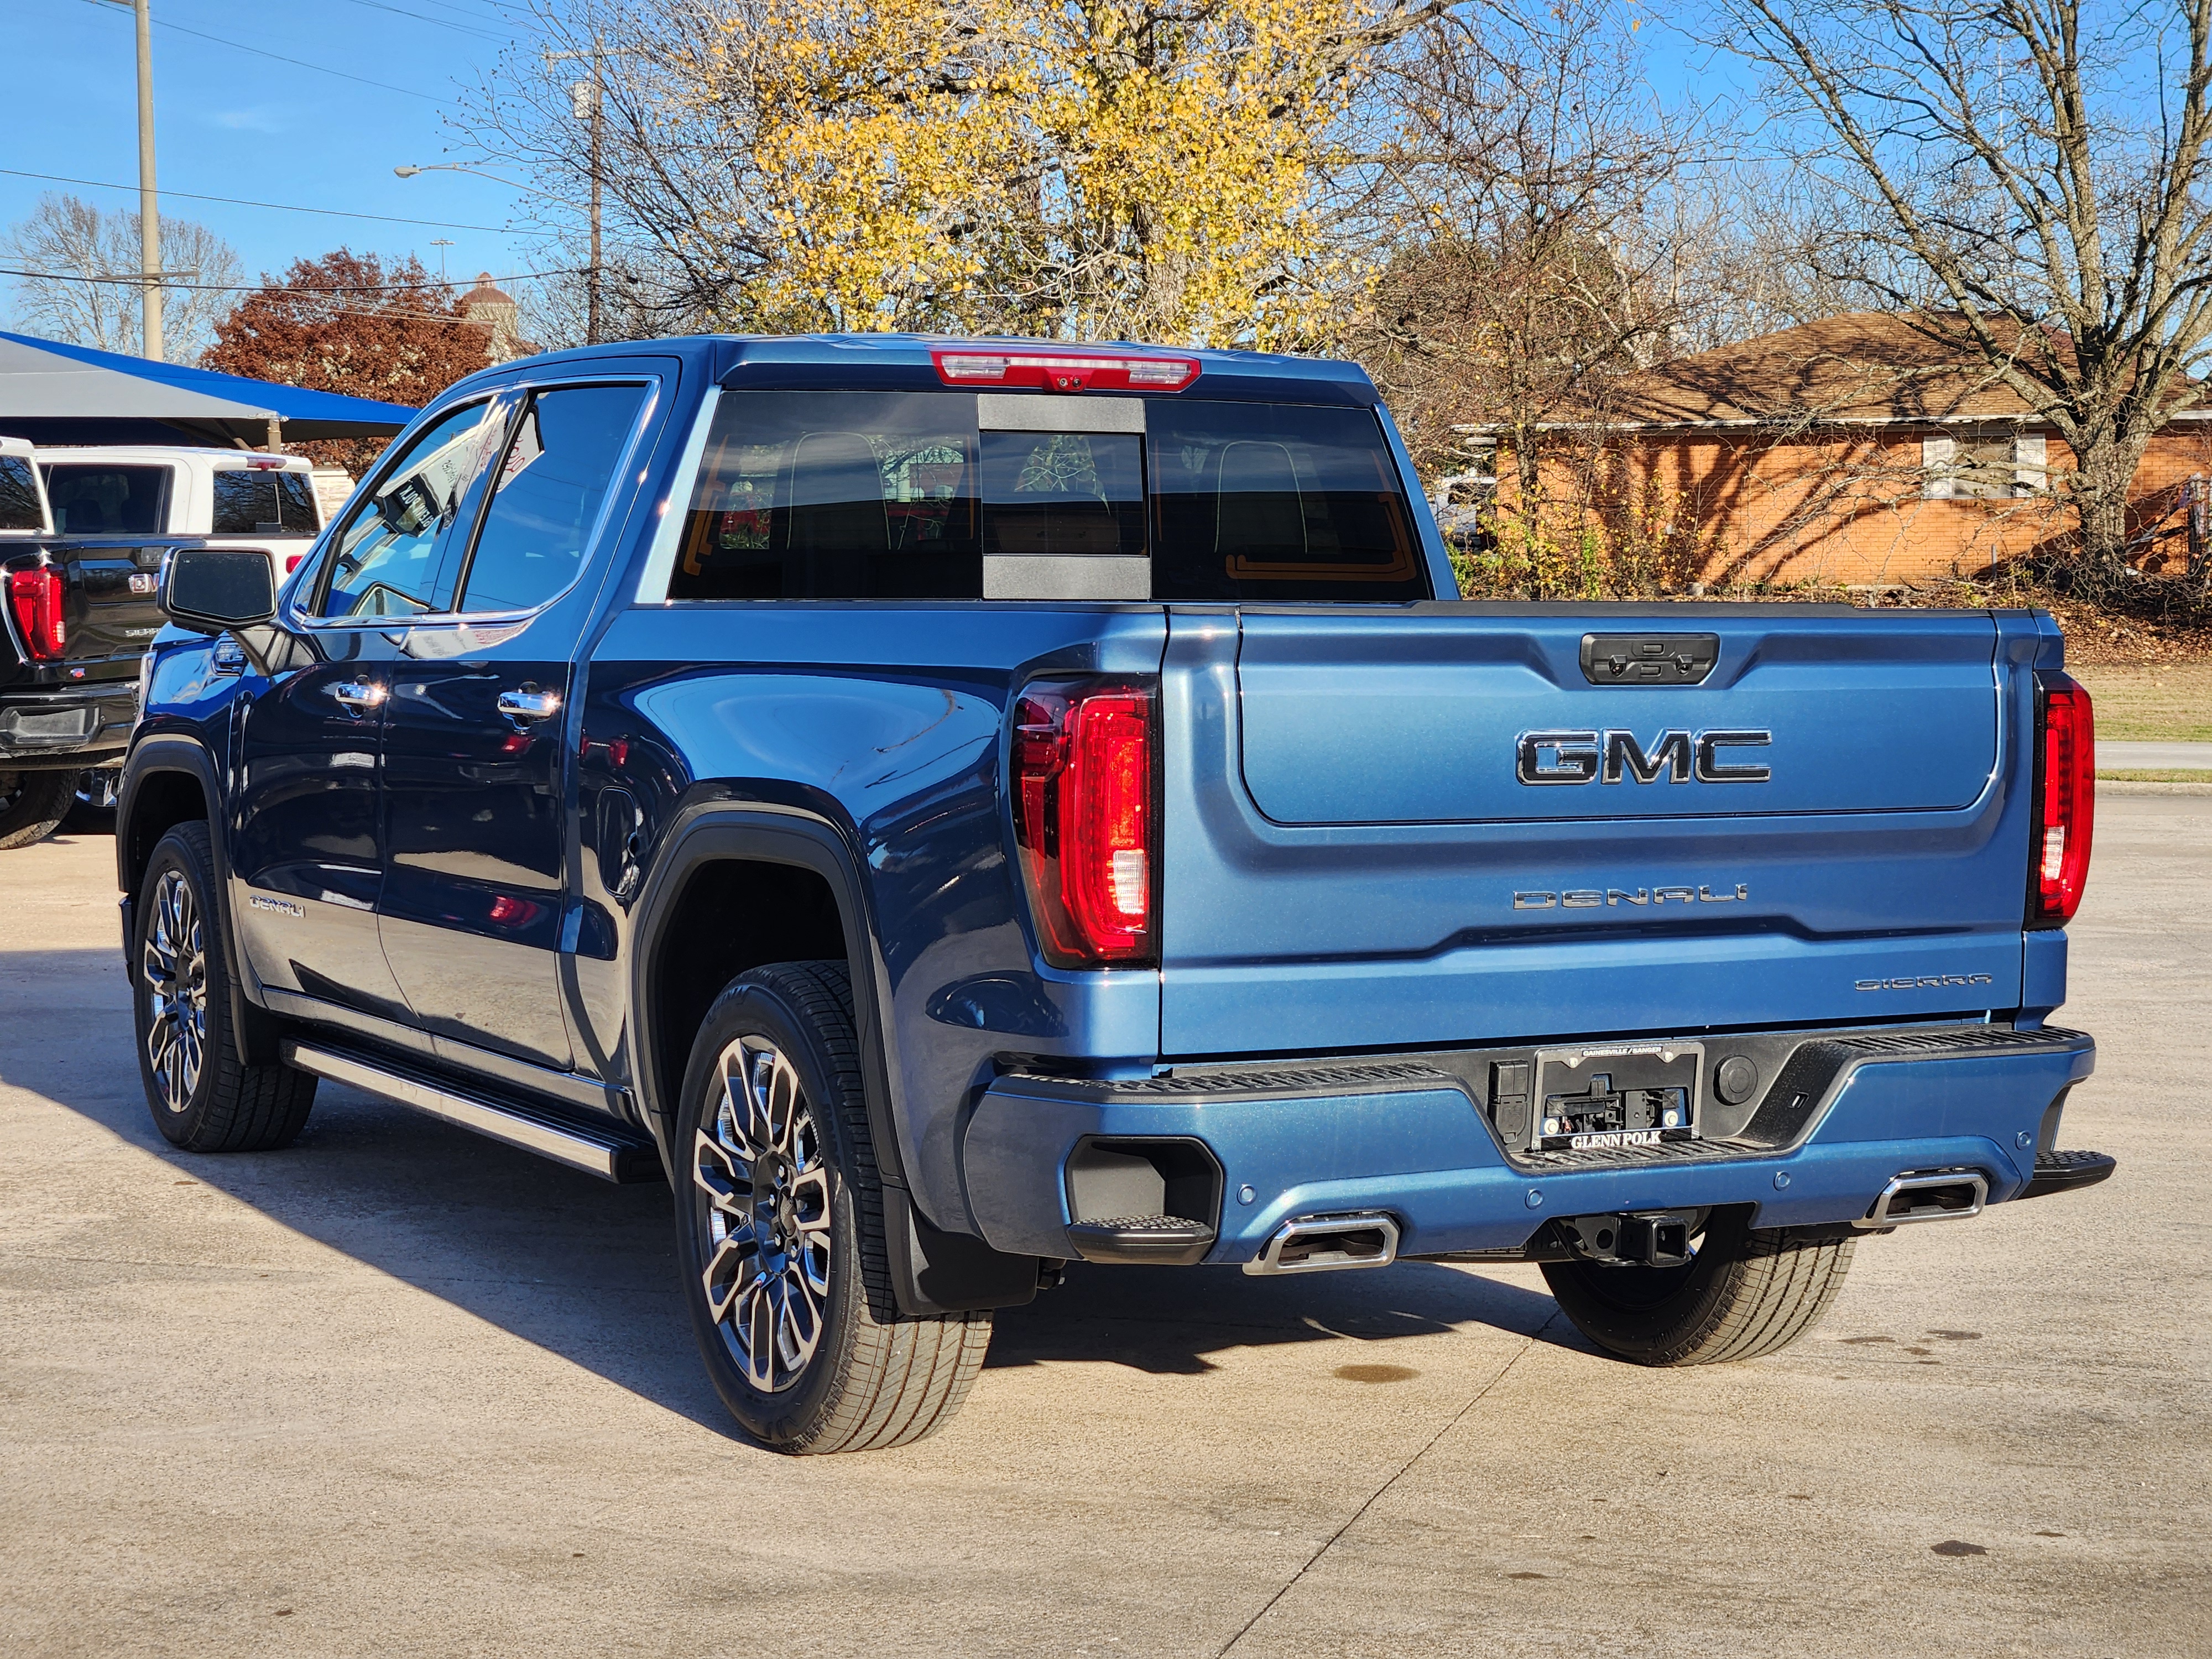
xmin=1241 ymin=1213 xmax=1401 ymax=1276
xmin=1856 ymin=1170 xmax=1989 ymax=1229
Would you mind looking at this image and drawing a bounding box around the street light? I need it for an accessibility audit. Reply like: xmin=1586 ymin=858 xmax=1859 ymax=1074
xmin=397 ymin=159 xmax=601 ymax=342
xmin=394 ymin=162 xmax=550 ymax=197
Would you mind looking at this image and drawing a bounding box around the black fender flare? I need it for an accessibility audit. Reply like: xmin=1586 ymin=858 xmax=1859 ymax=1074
xmin=628 ymin=803 xmax=1037 ymax=1315
xmin=628 ymin=804 xmax=908 ymax=1186
xmin=116 ymin=733 xmax=284 ymax=1066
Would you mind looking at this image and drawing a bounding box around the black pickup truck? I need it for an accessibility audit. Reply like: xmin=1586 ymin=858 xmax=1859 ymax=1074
xmin=1 ymin=435 xmax=169 ymax=846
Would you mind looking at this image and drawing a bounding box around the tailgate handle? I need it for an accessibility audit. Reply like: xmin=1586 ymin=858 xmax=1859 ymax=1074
xmin=1580 ymin=633 xmax=1719 ymax=686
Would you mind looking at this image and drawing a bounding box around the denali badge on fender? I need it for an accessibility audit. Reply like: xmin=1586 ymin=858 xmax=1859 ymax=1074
xmin=1518 ymin=729 xmax=1772 ymax=784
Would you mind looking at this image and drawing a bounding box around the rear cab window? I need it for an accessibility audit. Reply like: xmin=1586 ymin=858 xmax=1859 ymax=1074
xmin=41 ymin=464 xmax=173 ymax=535
xmin=665 ymin=392 xmax=1430 ymax=602
xmin=212 ymin=467 xmax=321 ymax=536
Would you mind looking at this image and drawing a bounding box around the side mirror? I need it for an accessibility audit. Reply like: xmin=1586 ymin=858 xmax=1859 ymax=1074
xmin=160 ymin=547 xmax=276 ymax=634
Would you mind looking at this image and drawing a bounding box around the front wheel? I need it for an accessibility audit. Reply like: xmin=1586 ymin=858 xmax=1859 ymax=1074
xmin=1541 ymin=1208 xmax=1854 ymax=1365
xmin=673 ymin=962 xmax=990 ymax=1453
xmin=132 ymin=821 xmax=316 ymax=1151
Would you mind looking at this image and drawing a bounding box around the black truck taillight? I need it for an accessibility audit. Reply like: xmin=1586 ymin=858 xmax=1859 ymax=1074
xmin=2030 ymin=670 xmax=2094 ymax=927
xmin=7 ymin=565 xmax=66 ymax=660
xmin=1011 ymin=681 xmax=1157 ymax=967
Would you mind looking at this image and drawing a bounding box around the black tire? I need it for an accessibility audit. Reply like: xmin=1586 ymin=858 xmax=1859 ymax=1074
xmin=1541 ymin=1208 xmax=1854 ymax=1365
xmin=673 ymin=961 xmax=990 ymax=1453
xmin=131 ymin=821 xmax=316 ymax=1152
xmin=63 ymin=769 xmax=119 ymax=836
xmin=0 ymin=769 xmax=74 ymax=850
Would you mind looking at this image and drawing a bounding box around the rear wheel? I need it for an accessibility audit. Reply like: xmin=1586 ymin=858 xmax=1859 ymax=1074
xmin=0 ymin=769 xmax=73 ymax=849
xmin=132 ymin=821 xmax=316 ymax=1151
xmin=673 ymin=961 xmax=990 ymax=1453
xmin=1541 ymin=1208 xmax=1854 ymax=1365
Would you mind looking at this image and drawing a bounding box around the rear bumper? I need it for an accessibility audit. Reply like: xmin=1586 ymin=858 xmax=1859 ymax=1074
xmin=0 ymin=684 xmax=135 ymax=764
xmin=959 ymin=1025 xmax=2098 ymax=1264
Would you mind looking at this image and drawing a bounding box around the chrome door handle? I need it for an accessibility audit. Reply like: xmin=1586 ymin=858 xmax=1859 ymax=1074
xmin=497 ymin=688 xmax=561 ymax=722
xmin=330 ymin=680 xmax=381 ymax=712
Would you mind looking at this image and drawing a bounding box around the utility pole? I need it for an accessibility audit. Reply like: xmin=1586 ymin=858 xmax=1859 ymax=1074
xmin=132 ymin=0 xmax=162 ymax=361
xmin=570 ymin=67 xmax=603 ymax=344
xmin=430 ymin=237 xmax=455 ymax=284
xmin=552 ymin=40 xmax=606 ymax=344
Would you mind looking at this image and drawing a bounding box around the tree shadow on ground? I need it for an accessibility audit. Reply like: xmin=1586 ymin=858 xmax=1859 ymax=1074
xmin=1 ymin=945 xmax=1575 ymax=1439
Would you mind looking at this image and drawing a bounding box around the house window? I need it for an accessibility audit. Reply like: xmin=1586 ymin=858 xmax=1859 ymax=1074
xmin=1923 ymin=430 xmax=2048 ymax=499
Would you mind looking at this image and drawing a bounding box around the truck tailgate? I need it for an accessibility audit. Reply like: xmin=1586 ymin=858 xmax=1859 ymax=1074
xmin=1159 ymin=606 xmax=2042 ymax=1057
xmin=8 ymin=540 xmax=171 ymax=681
xmin=43 ymin=538 xmax=170 ymax=679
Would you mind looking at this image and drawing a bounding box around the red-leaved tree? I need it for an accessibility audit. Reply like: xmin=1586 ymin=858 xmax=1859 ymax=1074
xmin=202 ymin=249 xmax=491 ymax=474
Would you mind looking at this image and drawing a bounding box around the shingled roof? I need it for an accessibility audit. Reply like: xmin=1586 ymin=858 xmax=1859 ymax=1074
xmin=1599 ymin=311 xmax=2077 ymax=427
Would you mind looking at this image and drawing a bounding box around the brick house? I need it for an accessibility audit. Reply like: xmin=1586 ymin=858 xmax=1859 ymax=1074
xmin=1455 ymin=311 xmax=2212 ymax=587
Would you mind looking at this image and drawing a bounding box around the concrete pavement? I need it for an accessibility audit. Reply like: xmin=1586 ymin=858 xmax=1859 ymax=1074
xmin=1 ymin=807 xmax=2205 ymax=1658
xmin=2099 ymin=739 xmax=2212 ymax=770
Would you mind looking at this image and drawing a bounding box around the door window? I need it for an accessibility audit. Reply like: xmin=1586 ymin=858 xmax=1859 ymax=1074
xmin=318 ymin=399 xmax=504 ymax=618
xmin=454 ymin=383 xmax=649 ymax=614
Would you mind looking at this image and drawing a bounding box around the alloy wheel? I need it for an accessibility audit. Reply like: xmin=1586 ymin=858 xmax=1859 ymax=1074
xmin=693 ymin=1035 xmax=833 ymax=1392
xmin=142 ymin=869 xmax=207 ymax=1113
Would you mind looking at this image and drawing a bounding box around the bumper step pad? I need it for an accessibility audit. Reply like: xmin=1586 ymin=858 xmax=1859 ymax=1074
xmin=1066 ymin=1214 xmax=1217 ymax=1266
xmin=2019 ymin=1149 xmax=2118 ymax=1201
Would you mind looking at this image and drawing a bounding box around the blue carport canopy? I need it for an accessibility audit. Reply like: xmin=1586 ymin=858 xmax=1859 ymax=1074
xmin=0 ymin=329 xmax=417 ymax=449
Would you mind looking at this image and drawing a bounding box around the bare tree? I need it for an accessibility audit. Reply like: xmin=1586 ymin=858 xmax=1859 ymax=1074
xmin=1334 ymin=0 xmax=1717 ymax=593
xmin=1657 ymin=165 xmax=1878 ymax=353
xmin=1719 ymin=0 xmax=2212 ymax=586
xmin=3 ymin=192 xmax=242 ymax=362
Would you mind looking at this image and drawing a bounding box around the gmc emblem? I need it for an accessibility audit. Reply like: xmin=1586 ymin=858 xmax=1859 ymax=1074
xmin=1518 ymin=729 xmax=1773 ymax=785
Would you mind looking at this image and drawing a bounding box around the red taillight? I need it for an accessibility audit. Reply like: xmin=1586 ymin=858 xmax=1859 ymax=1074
xmin=284 ymin=552 xmax=306 ymax=576
xmin=932 ymin=348 xmax=1199 ymax=393
xmin=7 ymin=566 xmax=66 ymax=660
xmin=1012 ymin=682 xmax=1156 ymax=966
xmin=2031 ymin=671 xmax=2095 ymax=926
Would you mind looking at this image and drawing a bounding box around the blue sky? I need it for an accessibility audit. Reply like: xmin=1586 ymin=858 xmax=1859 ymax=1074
xmin=1 ymin=0 xmax=1749 ymax=345
xmin=3 ymin=0 xmax=544 ymax=316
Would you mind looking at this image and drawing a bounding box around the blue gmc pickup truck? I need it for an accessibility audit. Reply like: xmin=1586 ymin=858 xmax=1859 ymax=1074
xmin=121 ymin=335 xmax=2114 ymax=1453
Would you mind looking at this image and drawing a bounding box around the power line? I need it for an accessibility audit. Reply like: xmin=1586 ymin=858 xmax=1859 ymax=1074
xmin=324 ymin=0 xmax=509 ymax=43
xmin=70 ymin=0 xmax=447 ymax=103
xmin=0 ymin=168 xmax=519 ymax=235
xmin=0 ymin=261 xmax=590 ymax=293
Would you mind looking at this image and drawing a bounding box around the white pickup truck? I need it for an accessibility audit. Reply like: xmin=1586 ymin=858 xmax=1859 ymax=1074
xmin=37 ymin=446 xmax=328 ymax=580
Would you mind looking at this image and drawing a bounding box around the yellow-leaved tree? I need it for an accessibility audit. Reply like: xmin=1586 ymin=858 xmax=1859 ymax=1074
xmin=474 ymin=0 xmax=1447 ymax=346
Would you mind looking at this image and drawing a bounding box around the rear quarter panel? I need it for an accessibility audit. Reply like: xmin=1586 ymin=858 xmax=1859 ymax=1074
xmin=582 ymin=603 xmax=1167 ymax=1232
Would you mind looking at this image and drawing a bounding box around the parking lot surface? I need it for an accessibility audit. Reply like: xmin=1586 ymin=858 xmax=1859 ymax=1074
xmin=2 ymin=800 xmax=2206 ymax=1658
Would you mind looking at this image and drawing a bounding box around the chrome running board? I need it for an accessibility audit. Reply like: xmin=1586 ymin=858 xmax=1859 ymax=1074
xmin=281 ymin=1040 xmax=661 ymax=1183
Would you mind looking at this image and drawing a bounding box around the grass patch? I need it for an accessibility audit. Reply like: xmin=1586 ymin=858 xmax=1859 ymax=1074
xmin=2098 ymin=769 xmax=2212 ymax=783
xmin=2068 ymin=664 xmax=2212 ymax=742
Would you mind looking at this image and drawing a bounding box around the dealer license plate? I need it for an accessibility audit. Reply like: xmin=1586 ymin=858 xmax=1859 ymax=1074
xmin=1529 ymin=1042 xmax=1704 ymax=1153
